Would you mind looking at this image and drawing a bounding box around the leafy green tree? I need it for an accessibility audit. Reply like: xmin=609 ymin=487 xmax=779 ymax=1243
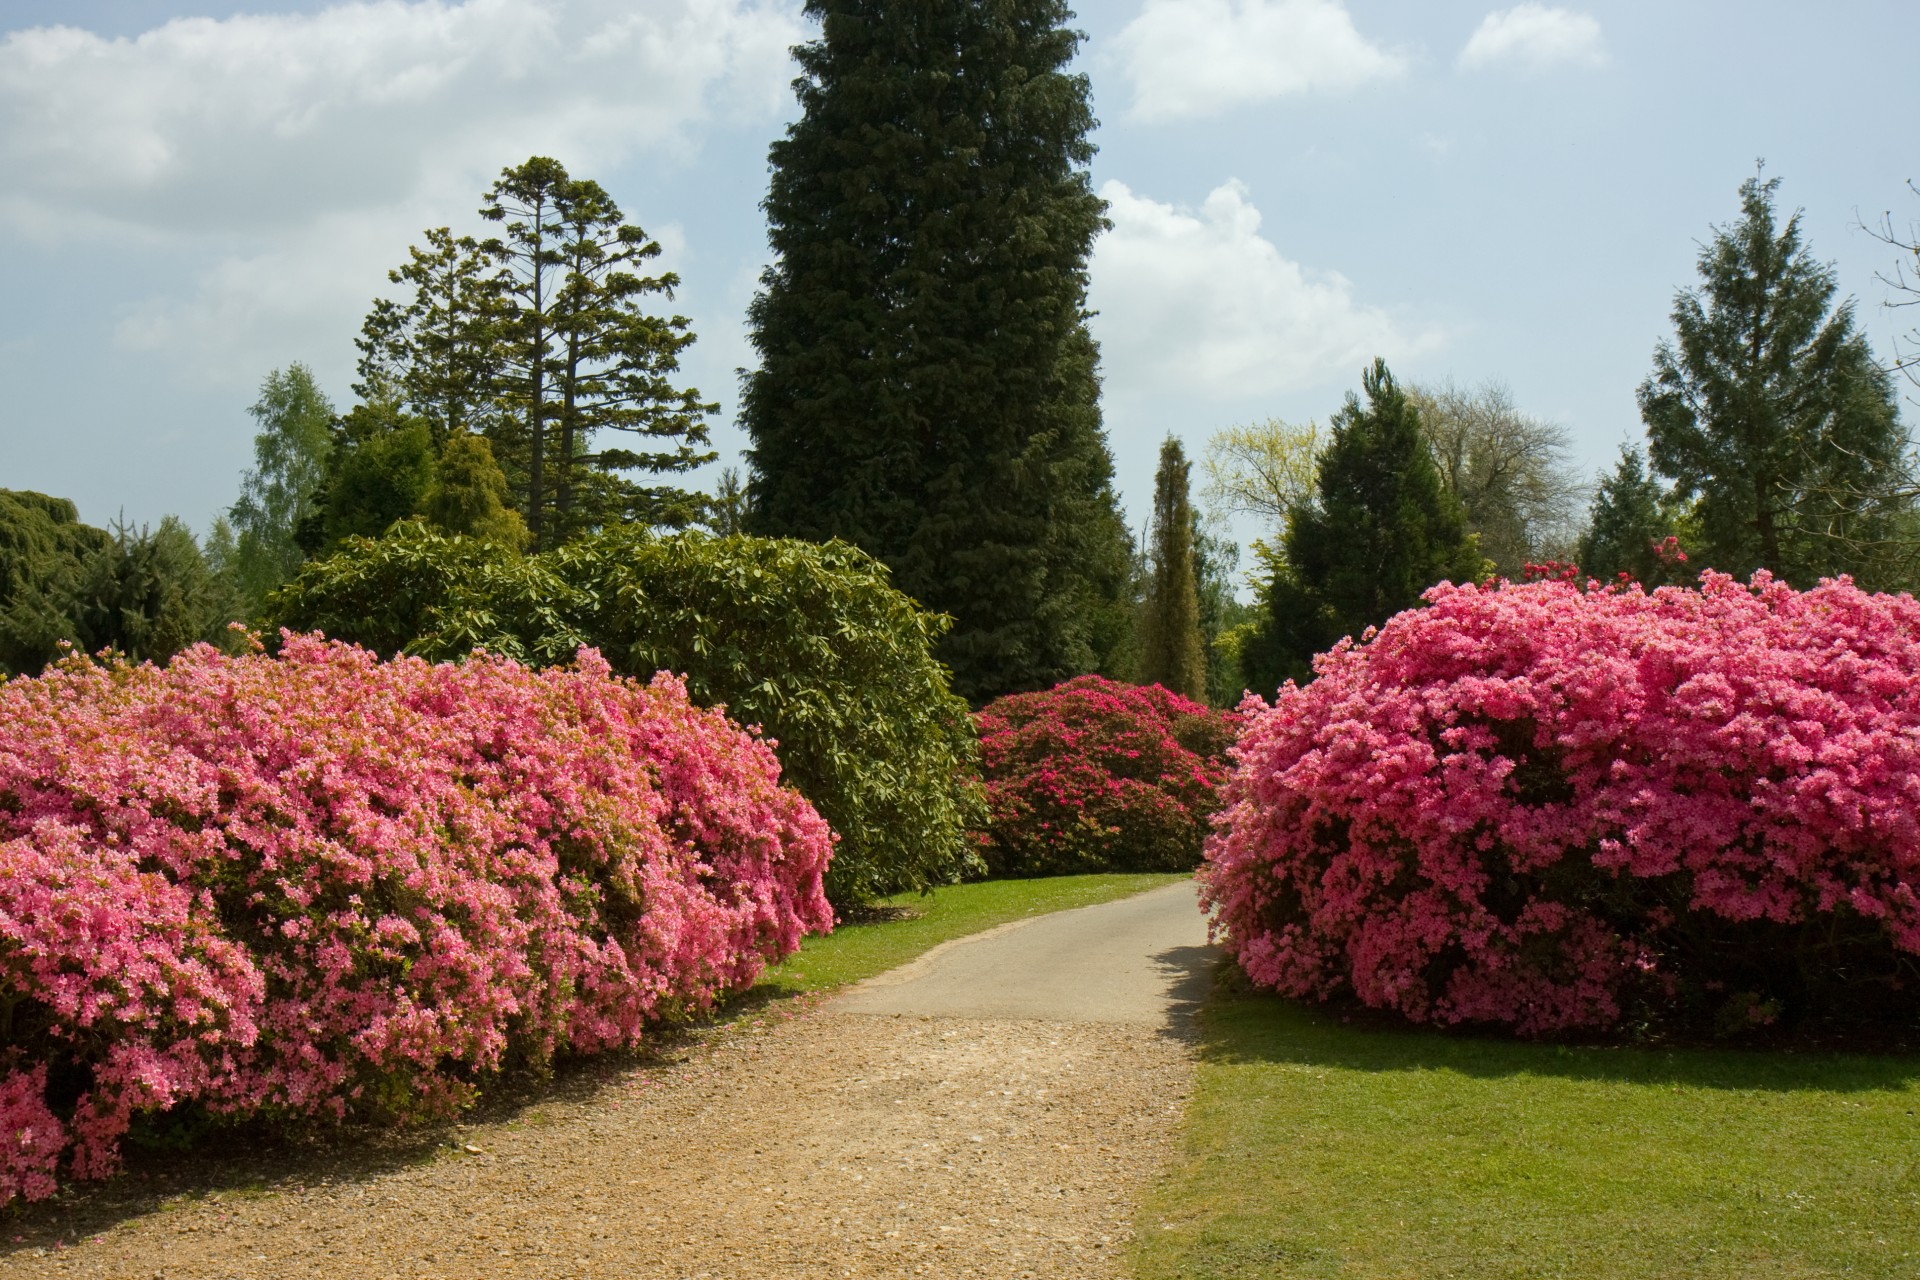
xmin=315 ymin=405 xmax=438 ymax=548
xmin=1193 ymin=514 xmax=1252 ymax=707
xmin=478 ymin=157 xmax=716 ymax=548
xmin=740 ymin=0 xmax=1131 ymax=702
xmin=1575 ymin=445 xmax=1689 ymax=585
xmin=1251 ymin=360 xmax=1482 ymax=687
xmin=425 ymin=432 xmax=528 ymax=547
xmin=1640 ymin=171 xmax=1909 ymax=585
xmin=1410 ymin=380 xmax=1582 ymax=577
xmin=1139 ymin=437 xmax=1206 ymax=700
xmin=229 ymin=364 xmax=334 ymax=606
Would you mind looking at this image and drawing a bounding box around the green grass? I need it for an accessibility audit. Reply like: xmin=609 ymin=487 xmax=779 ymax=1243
xmin=755 ymin=873 xmax=1190 ymax=996
xmin=1134 ymin=984 xmax=1920 ymax=1280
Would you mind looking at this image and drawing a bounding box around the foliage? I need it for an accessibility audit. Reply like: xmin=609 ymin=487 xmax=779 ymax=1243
xmin=0 ymin=494 xmax=239 ymax=676
xmin=314 ymin=405 xmax=438 ymax=548
xmin=740 ymin=0 xmax=1131 ymax=702
xmin=0 ymin=637 xmax=833 ymax=1204
xmin=359 ymin=159 xmax=716 ymax=550
xmin=1245 ymin=360 xmax=1482 ymax=691
xmin=425 ymin=431 xmax=528 ymax=547
xmin=228 ymin=364 xmax=334 ymax=608
xmin=1575 ymin=444 xmax=1690 ymax=585
xmin=1193 ymin=514 xmax=1253 ymax=707
xmin=975 ymin=675 xmax=1235 ymax=878
xmin=1409 ymin=379 xmax=1582 ymax=577
xmin=0 ymin=490 xmax=109 ymax=676
xmin=1204 ymin=570 xmax=1920 ymax=1038
xmin=267 ymin=523 xmax=984 ymax=904
xmin=1201 ymin=417 xmax=1322 ymax=536
xmin=1640 ymin=170 xmax=1910 ymax=586
xmin=1139 ymin=437 xmax=1207 ymax=701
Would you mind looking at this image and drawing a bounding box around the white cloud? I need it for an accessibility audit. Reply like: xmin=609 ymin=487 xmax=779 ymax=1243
xmin=1458 ymin=5 xmax=1605 ymax=72
xmin=0 ymin=0 xmax=803 ymax=384
xmin=1088 ymin=179 xmax=1438 ymax=402
xmin=1112 ymin=0 xmax=1405 ymax=121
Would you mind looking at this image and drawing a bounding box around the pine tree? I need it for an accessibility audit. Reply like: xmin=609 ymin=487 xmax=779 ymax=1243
xmin=1139 ymin=437 xmax=1206 ymax=700
xmin=354 ymin=227 xmax=502 ymax=448
xmin=740 ymin=0 xmax=1130 ymax=702
xmin=1640 ymin=170 xmax=1909 ymax=584
xmin=1576 ymin=445 xmax=1684 ymax=585
xmin=1256 ymin=359 xmax=1482 ymax=683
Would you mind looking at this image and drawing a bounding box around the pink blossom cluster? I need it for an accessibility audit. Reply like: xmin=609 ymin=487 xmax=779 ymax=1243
xmin=1201 ymin=571 xmax=1920 ymax=1036
xmin=975 ymin=676 xmax=1236 ymax=876
xmin=0 ymin=636 xmax=833 ymax=1202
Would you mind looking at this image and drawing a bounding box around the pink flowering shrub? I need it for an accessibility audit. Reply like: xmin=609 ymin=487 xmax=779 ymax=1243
xmin=975 ymin=676 xmax=1236 ymax=877
xmin=0 ymin=636 xmax=833 ymax=1203
xmin=1202 ymin=571 xmax=1920 ymax=1038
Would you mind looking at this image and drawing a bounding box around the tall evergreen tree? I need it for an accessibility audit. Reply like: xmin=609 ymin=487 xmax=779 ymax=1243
xmin=229 ymin=364 xmax=334 ymax=606
xmin=1575 ymin=444 xmax=1685 ymax=585
xmin=1640 ymin=170 xmax=1909 ymax=584
xmin=740 ymin=0 xmax=1131 ymax=702
xmin=1139 ymin=436 xmax=1206 ymax=700
xmin=1252 ymin=360 xmax=1481 ymax=686
xmin=354 ymin=226 xmax=502 ymax=447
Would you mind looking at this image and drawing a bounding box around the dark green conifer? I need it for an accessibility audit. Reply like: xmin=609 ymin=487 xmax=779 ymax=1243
xmin=1254 ymin=360 xmax=1482 ymax=684
xmin=740 ymin=0 xmax=1130 ymax=701
xmin=1139 ymin=437 xmax=1206 ymax=701
xmin=1576 ymin=445 xmax=1684 ymax=585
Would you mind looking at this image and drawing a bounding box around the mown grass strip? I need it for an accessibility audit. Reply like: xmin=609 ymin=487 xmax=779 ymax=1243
xmin=757 ymin=872 xmax=1191 ymax=996
xmin=1134 ymin=986 xmax=1920 ymax=1280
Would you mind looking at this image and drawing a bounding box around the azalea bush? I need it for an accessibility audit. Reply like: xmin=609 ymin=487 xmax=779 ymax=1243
xmin=975 ymin=675 xmax=1236 ymax=877
xmin=269 ymin=522 xmax=984 ymax=904
xmin=0 ymin=636 xmax=833 ymax=1203
xmin=1203 ymin=570 xmax=1920 ymax=1038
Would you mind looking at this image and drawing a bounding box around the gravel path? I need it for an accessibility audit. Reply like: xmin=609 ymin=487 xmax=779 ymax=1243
xmin=3 ymin=883 xmax=1213 ymax=1279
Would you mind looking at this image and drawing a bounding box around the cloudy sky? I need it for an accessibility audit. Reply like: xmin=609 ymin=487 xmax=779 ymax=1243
xmin=3 ymin=0 xmax=1916 ymax=552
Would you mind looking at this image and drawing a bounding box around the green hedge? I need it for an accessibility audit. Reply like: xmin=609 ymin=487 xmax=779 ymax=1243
xmin=269 ymin=522 xmax=984 ymax=903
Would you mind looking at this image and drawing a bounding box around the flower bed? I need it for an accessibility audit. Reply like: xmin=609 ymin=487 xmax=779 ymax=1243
xmin=975 ymin=675 xmax=1236 ymax=877
xmin=1202 ymin=571 xmax=1920 ymax=1037
xmin=0 ymin=636 xmax=833 ymax=1202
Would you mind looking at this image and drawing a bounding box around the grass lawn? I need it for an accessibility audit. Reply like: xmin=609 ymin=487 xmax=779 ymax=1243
xmin=754 ymin=872 xmax=1190 ymax=996
xmin=1134 ymin=983 xmax=1920 ymax=1280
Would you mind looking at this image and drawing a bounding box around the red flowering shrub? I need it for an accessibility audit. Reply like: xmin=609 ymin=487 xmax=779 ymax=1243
xmin=0 ymin=636 xmax=833 ymax=1203
xmin=975 ymin=676 xmax=1236 ymax=877
xmin=1203 ymin=571 xmax=1920 ymax=1038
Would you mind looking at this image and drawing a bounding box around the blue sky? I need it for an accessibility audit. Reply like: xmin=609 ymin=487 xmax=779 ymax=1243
xmin=3 ymin=0 xmax=1915 ymax=556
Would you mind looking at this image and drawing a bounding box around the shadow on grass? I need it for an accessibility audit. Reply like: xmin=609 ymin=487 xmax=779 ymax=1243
xmin=1195 ymin=967 xmax=1920 ymax=1096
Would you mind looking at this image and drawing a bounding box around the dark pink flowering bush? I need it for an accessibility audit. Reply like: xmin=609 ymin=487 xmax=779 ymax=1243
xmin=1203 ymin=571 xmax=1920 ymax=1038
xmin=975 ymin=676 xmax=1236 ymax=877
xmin=0 ymin=636 xmax=833 ymax=1203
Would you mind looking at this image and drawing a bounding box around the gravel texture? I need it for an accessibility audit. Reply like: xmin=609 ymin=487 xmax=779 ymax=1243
xmin=1 ymin=886 xmax=1209 ymax=1279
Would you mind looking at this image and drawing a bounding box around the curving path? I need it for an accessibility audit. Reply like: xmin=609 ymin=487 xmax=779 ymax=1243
xmin=3 ymin=883 xmax=1214 ymax=1280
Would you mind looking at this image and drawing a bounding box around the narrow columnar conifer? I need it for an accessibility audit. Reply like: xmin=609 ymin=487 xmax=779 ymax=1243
xmin=1140 ymin=436 xmax=1207 ymax=701
xmin=740 ymin=0 xmax=1131 ymax=702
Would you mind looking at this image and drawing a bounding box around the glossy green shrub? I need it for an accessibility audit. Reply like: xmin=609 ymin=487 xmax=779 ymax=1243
xmin=270 ymin=522 xmax=983 ymax=903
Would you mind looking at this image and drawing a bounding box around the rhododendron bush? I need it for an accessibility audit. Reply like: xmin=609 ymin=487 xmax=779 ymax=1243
xmin=976 ymin=676 xmax=1236 ymax=876
xmin=0 ymin=637 xmax=833 ymax=1203
xmin=1202 ymin=571 xmax=1920 ymax=1038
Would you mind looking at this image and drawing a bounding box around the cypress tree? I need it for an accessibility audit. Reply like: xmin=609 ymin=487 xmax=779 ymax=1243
xmin=741 ymin=0 xmax=1130 ymax=702
xmin=1258 ymin=359 xmax=1482 ymax=682
xmin=1139 ymin=436 xmax=1206 ymax=700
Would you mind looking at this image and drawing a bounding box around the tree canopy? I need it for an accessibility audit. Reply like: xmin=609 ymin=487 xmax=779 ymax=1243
xmin=1640 ymin=170 xmax=1909 ymax=585
xmin=740 ymin=0 xmax=1131 ymax=702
